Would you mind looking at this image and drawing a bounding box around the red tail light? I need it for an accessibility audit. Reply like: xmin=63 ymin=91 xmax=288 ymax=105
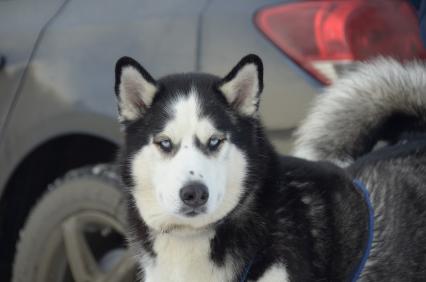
xmin=255 ymin=0 xmax=426 ymax=85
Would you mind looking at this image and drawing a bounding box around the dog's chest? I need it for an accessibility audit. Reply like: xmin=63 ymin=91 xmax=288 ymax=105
xmin=143 ymin=233 xmax=236 ymax=282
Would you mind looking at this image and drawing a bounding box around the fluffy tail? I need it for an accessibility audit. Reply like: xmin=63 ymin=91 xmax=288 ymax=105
xmin=293 ymin=57 xmax=426 ymax=166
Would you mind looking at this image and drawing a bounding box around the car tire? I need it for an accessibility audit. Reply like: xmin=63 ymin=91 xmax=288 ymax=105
xmin=12 ymin=164 xmax=137 ymax=282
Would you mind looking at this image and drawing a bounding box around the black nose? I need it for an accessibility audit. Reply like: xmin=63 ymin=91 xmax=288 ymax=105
xmin=180 ymin=182 xmax=209 ymax=208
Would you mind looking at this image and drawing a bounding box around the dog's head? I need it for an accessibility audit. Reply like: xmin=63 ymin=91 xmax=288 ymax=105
xmin=115 ymin=54 xmax=264 ymax=233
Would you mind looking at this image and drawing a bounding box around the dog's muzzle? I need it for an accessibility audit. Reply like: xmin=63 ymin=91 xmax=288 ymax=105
xmin=179 ymin=181 xmax=209 ymax=216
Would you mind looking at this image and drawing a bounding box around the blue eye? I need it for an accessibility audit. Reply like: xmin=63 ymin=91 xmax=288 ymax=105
xmin=208 ymin=136 xmax=224 ymax=151
xmin=156 ymin=138 xmax=173 ymax=153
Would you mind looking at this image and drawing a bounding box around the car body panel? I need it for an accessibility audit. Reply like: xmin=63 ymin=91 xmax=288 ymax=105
xmin=0 ymin=0 xmax=66 ymax=131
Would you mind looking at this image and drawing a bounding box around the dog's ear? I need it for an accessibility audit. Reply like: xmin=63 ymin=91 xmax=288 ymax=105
xmin=217 ymin=54 xmax=263 ymax=116
xmin=114 ymin=56 xmax=158 ymax=123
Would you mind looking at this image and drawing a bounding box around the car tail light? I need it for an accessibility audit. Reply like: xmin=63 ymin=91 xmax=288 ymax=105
xmin=255 ymin=0 xmax=426 ymax=85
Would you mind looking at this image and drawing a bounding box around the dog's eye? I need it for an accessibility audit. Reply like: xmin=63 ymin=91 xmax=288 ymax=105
xmin=155 ymin=138 xmax=173 ymax=153
xmin=207 ymin=136 xmax=225 ymax=151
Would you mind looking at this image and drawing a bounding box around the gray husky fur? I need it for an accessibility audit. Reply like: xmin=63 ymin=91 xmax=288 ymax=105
xmin=294 ymin=58 xmax=426 ymax=281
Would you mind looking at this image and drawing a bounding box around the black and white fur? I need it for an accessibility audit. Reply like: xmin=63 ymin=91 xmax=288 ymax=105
xmin=294 ymin=58 xmax=426 ymax=281
xmin=114 ymin=55 xmax=371 ymax=282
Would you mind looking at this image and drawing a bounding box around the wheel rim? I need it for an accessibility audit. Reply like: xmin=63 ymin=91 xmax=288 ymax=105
xmin=36 ymin=210 xmax=137 ymax=282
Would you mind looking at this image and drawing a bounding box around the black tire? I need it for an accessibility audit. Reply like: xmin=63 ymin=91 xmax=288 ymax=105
xmin=12 ymin=164 xmax=137 ymax=282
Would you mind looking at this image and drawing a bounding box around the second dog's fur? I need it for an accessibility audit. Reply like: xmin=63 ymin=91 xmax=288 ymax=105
xmin=294 ymin=58 xmax=426 ymax=281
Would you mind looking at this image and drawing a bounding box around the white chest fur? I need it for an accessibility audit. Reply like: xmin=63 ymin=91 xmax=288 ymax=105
xmin=253 ymin=264 xmax=290 ymax=282
xmin=142 ymin=231 xmax=237 ymax=282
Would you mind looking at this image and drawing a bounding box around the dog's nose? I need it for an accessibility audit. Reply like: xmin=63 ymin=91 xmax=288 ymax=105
xmin=180 ymin=182 xmax=209 ymax=208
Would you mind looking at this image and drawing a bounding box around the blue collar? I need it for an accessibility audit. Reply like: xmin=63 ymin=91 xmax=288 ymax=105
xmin=350 ymin=179 xmax=374 ymax=282
xmin=240 ymin=257 xmax=255 ymax=282
xmin=240 ymin=179 xmax=374 ymax=282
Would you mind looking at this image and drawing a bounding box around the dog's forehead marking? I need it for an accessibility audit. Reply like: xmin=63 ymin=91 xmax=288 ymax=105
xmin=162 ymin=89 xmax=217 ymax=143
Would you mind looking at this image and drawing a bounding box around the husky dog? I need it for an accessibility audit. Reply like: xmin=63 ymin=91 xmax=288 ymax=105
xmin=114 ymin=54 xmax=372 ymax=282
xmin=294 ymin=58 xmax=426 ymax=281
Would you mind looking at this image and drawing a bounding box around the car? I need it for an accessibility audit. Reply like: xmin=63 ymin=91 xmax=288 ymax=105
xmin=0 ymin=0 xmax=424 ymax=281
